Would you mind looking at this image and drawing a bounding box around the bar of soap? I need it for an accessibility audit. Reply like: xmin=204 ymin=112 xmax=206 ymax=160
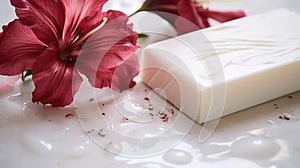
xmin=141 ymin=9 xmax=300 ymax=123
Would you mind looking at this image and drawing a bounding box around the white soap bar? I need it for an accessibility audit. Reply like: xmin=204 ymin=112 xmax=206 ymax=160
xmin=141 ymin=9 xmax=300 ymax=123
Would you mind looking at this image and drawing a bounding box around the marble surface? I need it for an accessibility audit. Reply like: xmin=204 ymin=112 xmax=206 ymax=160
xmin=1 ymin=0 xmax=300 ymax=168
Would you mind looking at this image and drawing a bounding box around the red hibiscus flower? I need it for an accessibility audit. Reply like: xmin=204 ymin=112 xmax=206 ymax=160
xmin=137 ymin=0 xmax=246 ymax=34
xmin=0 ymin=0 xmax=139 ymax=107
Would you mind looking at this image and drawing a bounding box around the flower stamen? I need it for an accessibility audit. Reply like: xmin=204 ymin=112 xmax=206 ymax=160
xmin=72 ymin=17 xmax=108 ymax=47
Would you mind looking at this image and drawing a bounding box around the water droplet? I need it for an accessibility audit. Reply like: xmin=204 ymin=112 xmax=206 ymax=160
xmin=67 ymin=145 xmax=87 ymax=158
xmin=163 ymin=149 xmax=193 ymax=165
xmin=267 ymin=120 xmax=275 ymax=125
xmin=40 ymin=140 xmax=52 ymax=151
xmin=230 ymin=136 xmax=280 ymax=160
xmin=7 ymin=92 xmax=21 ymax=100
xmin=22 ymin=135 xmax=54 ymax=155
xmin=121 ymin=93 xmax=153 ymax=123
xmin=22 ymin=102 xmax=29 ymax=111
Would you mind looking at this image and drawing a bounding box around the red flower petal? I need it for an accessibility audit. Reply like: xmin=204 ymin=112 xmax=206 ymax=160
xmin=78 ymin=53 xmax=139 ymax=90
xmin=139 ymin=0 xmax=178 ymax=14
xmin=140 ymin=0 xmax=178 ymax=10
xmin=76 ymin=10 xmax=139 ymax=90
xmin=0 ymin=20 xmax=46 ymax=75
xmin=196 ymin=7 xmax=246 ymax=23
xmin=138 ymin=0 xmax=206 ymax=33
xmin=11 ymin=0 xmax=65 ymax=44
xmin=62 ymin=0 xmax=107 ymax=40
xmin=138 ymin=0 xmax=245 ymax=34
xmin=0 ymin=25 xmax=7 ymax=38
xmin=177 ymin=0 xmax=206 ymax=29
xmin=32 ymin=45 xmax=82 ymax=107
xmin=110 ymin=53 xmax=139 ymax=90
xmin=138 ymin=0 xmax=183 ymax=34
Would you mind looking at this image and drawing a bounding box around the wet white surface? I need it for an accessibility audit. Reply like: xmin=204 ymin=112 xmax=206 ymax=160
xmin=0 ymin=0 xmax=300 ymax=168
xmin=1 ymin=80 xmax=300 ymax=167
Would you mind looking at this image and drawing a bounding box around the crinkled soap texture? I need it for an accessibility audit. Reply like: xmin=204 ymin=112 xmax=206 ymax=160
xmin=0 ymin=0 xmax=139 ymax=107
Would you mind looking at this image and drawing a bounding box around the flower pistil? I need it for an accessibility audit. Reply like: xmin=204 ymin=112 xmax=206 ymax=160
xmin=60 ymin=17 xmax=109 ymax=61
xmin=72 ymin=17 xmax=108 ymax=47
